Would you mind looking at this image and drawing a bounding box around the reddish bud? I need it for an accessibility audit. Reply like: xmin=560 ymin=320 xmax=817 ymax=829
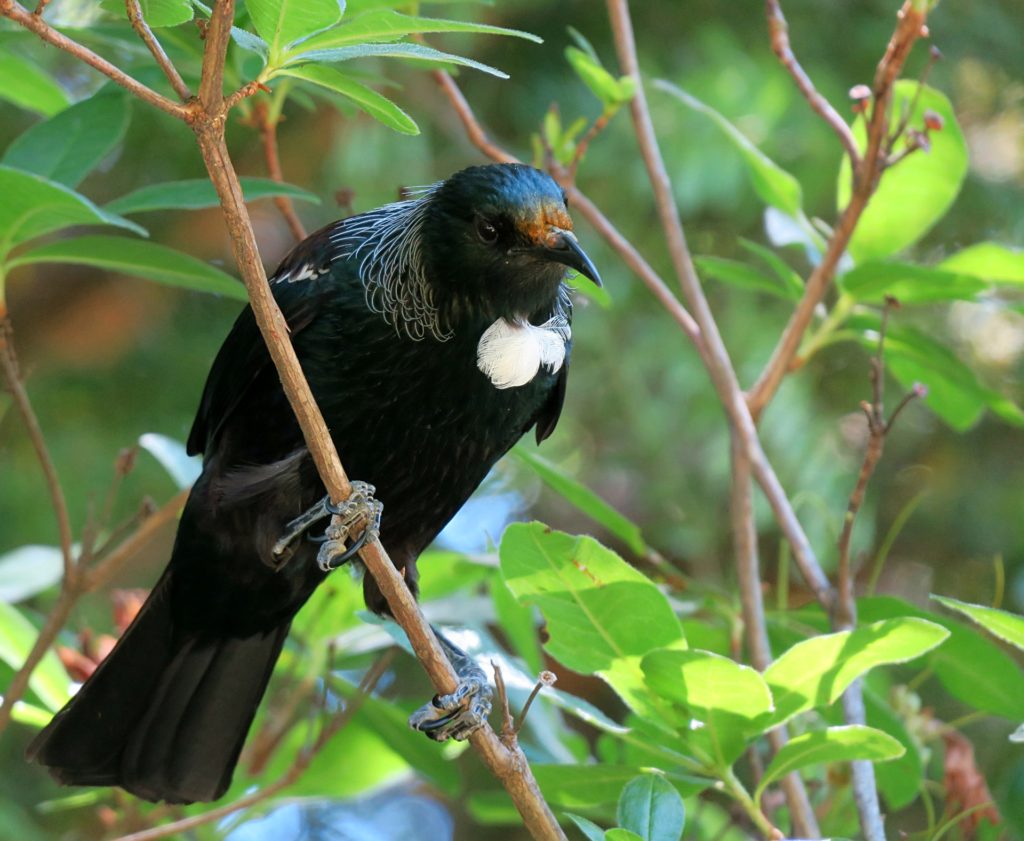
xmin=849 ymin=84 xmax=871 ymax=100
xmin=913 ymin=382 xmax=929 ymax=398
xmin=923 ymin=109 xmax=945 ymax=131
xmin=930 ymin=45 xmax=944 ymax=61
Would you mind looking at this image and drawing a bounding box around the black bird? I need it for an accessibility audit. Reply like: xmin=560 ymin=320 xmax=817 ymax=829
xmin=27 ymin=164 xmax=601 ymax=804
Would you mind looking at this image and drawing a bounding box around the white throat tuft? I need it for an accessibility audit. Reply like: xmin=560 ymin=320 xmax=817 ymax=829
xmin=476 ymin=317 xmax=570 ymax=389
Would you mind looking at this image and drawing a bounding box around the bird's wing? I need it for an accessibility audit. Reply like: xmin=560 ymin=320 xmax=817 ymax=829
xmin=533 ymin=353 xmax=569 ymax=444
xmin=186 ymin=226 xmax=342 ymax=457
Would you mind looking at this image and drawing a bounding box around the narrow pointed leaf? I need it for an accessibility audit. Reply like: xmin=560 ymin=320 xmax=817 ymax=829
xmin=939 ymin=242 xmax=1024 ymax=286
xmin=2 ymin=92 xmax=131 ymax=188
xmin=838 ymin=260 xmax=988 ymax=304
xmin=567 ymin=814 xmax=606 ymax=841
xmin=106 ymin=177 xmax=320 ymax=215
xmin=246 ymin=0 xmax=345 ymax=55
xmin=277 ymin=65 xmax=418 ymax=134
xmin=0 ymin=601 xmax=71 ymax=711
xmin=284 ymin=41 xmax=507 ymax=79
xmin=695 ymin=255 xmax=799 ymax=301
xmin=7 ymin=236 xmax=245 ymax=300
xmin=0 ymin=49 xmax=69 ymax=116
xmin=0 ymin=166 xmax=145 ymax=254
xmin=755 ymin=726 xmax=904 ymax=801
xmin=933 ymin=595 xmax=1024 ymax=652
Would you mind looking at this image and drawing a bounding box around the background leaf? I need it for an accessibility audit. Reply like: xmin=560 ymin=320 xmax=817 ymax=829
xmin=939 ymin=242 xmax=1024 ymax=285
xmin=7 ymin=236 xmax=246 ymax=301
xmin=0 ymin=546 xmax=64 ymax=604
xmin=838 ymin=261 xmax=988 ymax=304
xmin=933 ymin=595 xmax=1024 ymax=652
xmin=138 ymin=433 xmax=201 ymax=489
xmin=0 ymin=49 xmax=69 ymax=116
xmin=100 ymin=0 xmax=194 ymax=28
xmin=0 ymin=601 xmax=70 ymax=711
xmin=2 ymin=92 xmax=131 ymax=188
xmin=106 ymin=177 xmax=320 ymax=215
xmin=838 ymin=83 xmax=968 ymax=261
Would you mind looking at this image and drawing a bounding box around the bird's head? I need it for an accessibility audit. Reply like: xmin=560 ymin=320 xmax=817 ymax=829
xmin=423 ymin=164 xmax=601 ymax=323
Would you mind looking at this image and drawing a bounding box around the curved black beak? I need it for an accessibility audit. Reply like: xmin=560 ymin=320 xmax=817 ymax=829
xmin=539 ymin=229 xmax=602 ymax=287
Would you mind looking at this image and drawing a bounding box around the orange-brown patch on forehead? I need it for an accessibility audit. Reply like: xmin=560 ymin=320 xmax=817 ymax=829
xmin=516 ymin=202 xmax=573 ymax=244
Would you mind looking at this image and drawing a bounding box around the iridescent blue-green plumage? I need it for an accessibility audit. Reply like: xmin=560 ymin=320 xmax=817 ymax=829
xmin=28 ymin=164 xmax=600 ymax=804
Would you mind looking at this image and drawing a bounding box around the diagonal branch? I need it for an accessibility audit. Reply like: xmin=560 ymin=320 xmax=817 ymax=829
xmin=745 ymin=1 xmax=928 ymax=417
xmin=0 ymin=0 xmax=190 ymax=120
xmin=125 ymin=0 xmax=191 ymax=102
xmin=766 ymin=0 xmax=860 ymax=167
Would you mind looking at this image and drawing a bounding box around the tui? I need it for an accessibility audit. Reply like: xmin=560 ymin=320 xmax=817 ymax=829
xmin=27 ymin=164 xmax=601 ymax=804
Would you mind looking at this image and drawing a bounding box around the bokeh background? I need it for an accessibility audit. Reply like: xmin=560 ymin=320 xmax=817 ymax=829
xmin=1 ymin=0 xmax=1022 ymax=838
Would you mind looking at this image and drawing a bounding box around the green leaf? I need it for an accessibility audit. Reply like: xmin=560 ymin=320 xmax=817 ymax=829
xmin=567 ymin=814 xmax=607 ymax=841
xmin=655 ymin=80 xmax=803 ymax=217
xmin=617 ymin=774 xmax=686 ymax=841
xmin=694 ymin=255 xmax=799 ymax=301
xmin=282 ymin=41 xmax=508 ymax=79
xmin=138 ymin=433 xmax=201 ymax=488
xmin=606 ymin=832 xmax=645 ymax=841
xmin=7 ymin=236 xmax=246 ymax=300
xmin=500 ymin=524 xmax=684 ymax=714
xmin=501 ymin=524 xmax=683 ymax=672
xmin=642 ymin=649 xmax=773 ymax=766
xmin=490 ymin=576 xmax=543 ymax=675
xmin=0 ymin=166 xmax=145 ymax=256
xmin=0 ymin=49 xmax=69 ymax=116
xmin=838 ymin=82 xmax=968 ymax=261
xmin=859 ymin=596 xmax=1024 ymax=721
xmin=100 ymin=0 xmax=193 ymax=27
xmin=511 ymin=447 xmax=645 ymax=555
xmin=246 ymin=0 xmax=345 ymax=57
xmin=105 ymin=176 xmax=320 ymax=215
xmin=0 ymin=546 xmax=64 ymax=604
xmin=737 ymin=239 xmax=804 ymax=298
xmin=565 ymin=47 xmax=632 ymax=107
xmin=932 ymin=595 xmax=1024 ymax=652
xmin=2 ymin=92 xmax=131 ymax=188
xmin=755 ymin=726 xmax=904 ymax=802
xmin=764 ymin=617 xmax=949 ymax=727
xmin=863 ymin=685 xmax=923 ymax=810
xmin=838 ymin=260 xmax=988 ymax=304
xmin=0 ymin=601 xmax=71 ymax=711
xmin=533 ymin=764 xmax=697 ymax=810
xmin=293 ymin=9 xmax=540 ymax=53
xmin=939 ymin=242 xmax=1024 ymax=286
xmin=277 ymin=65 xmax=419 ymax=134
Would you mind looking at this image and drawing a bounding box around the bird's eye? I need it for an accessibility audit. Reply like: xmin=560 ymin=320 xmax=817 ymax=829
xmin=476 ymin=217 xmax=499 ymax=244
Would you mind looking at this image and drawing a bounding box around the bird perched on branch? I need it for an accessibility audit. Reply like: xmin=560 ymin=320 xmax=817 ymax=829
xmin=28 ymin=163 xmax=601 ymax=804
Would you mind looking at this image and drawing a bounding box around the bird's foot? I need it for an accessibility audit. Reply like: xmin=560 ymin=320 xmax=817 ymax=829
xmin=409 ymin=629 xmax=492 ymax=741
xmin=271 ymin=482 xmax=383 ymax=572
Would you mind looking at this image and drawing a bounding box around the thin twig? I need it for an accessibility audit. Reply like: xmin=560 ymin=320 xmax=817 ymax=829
xmin=0 ymin=323 xmax=75 ymax=576
xmin=125 ymin=0 xmax=191 ymax=102
xmin=515 ymin=671 xmax=556 ymax=735
xmin=0 ymin=0 xmax=190 ymax=120
xmin=253 ymin=100 xmax=307 ymax=242
xmin=223 ymin=80 xmax=269 ymax=113
xmin=606 ymin=0 xmax=833 ymax=609
xmin=111 ymin=652 xmax=394 ymax=841
xmin=566 ymin=113 xmax=610 ymax=182
xmin=765 ymin=0 xmax=860 ymax=167
xmin=745 ymin=2 xmax=928 ymax=417
xmin=730 ymin=436 xmax=820 ymax=838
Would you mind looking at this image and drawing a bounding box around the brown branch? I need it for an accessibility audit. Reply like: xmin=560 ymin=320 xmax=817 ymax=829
xmin=730 ymin=436 xmax=820 ymax=838
xmin=0 ymin=323 xmax=74 ymax=576
xmin=606 ymin=0 xmax=833 ymax=609
xmin=0 ymin=0 xmax=190 ymax=120
xmin=111 ymin=652 xmax=394 ymax=841
xmin=125 ymin=0 xmax=191 ymax=102
xmin=223 ymin=80 xmax=269 ymax=113
xmin=765 ymin=0 xmax=860 ymax=167
xmin=746 ymin=2 xmax=927 ymax=417
xmin=253 ymin=100 xmax=307 ymax=242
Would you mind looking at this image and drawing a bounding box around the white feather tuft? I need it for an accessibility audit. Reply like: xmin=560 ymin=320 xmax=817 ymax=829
xmin=476 ymin=318 xmax=570 ymax=389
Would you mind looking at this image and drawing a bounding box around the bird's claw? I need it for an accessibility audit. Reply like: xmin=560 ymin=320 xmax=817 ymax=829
xmin=271 ymin=481 xmax=382 ymax=572
xmin=408 ymin=672 xmax=493 ymax=742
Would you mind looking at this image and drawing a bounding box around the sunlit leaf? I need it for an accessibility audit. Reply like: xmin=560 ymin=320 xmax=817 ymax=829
xmin=764 ymin=617 xmax=948 ymax=726
xmin=0 ymin=166 xmax=145 ymax=256
xmin=0 ymin=601 xmax=71 ymax=711
xmin=656 ymin=80 xmax=803 ymax=217
xmin=933 ymin=595 xmax=1024 ymax=652
xmin=617 ymin=774 xmax=686 ymax=841
xmin=755 ymin=726 xmax=904 ymax=801
xmin=566 ymin=46 xmax=632 ymax=107
xmin=277 ymin=65 xmax=419 ymax=134
xmin=246 ymin=0 xmax=345 ymax=57
xmin=567 ymin=814 xmax=607 ymax=841
xmin=7 ymin=236 xmax=245 ymax=301
xmin=511 ymin=447 xmax=645 ymax=555
xmin=838 ymin=260 xmax=988 ymax=304
xmin=838 ymin=83 xmax=967 ymax=261
xmin=0 ymin=546 xmax=64 ymax=604
xmin=283 ymin=41 xmax=507 ymax=79
xmin=0 ymin=49 xmax=69 ymax=116
xmin=939 ymin=242 xmax=1024 ymax=286
xmin=2 ymin=92 xmax=131 ymax=188
xmin=607 ymin=831 xmax=645 ymax=841
xmin=106 ymin=177 xmax=320 ymax=215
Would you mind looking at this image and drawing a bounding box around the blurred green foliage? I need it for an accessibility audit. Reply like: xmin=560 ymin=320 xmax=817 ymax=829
xmin=1 ymin=0 xmax=1023 ymax=839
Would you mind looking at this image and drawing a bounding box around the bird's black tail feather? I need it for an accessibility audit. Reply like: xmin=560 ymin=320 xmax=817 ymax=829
xmin=27 ymin=573 xmax=289 ymax=804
